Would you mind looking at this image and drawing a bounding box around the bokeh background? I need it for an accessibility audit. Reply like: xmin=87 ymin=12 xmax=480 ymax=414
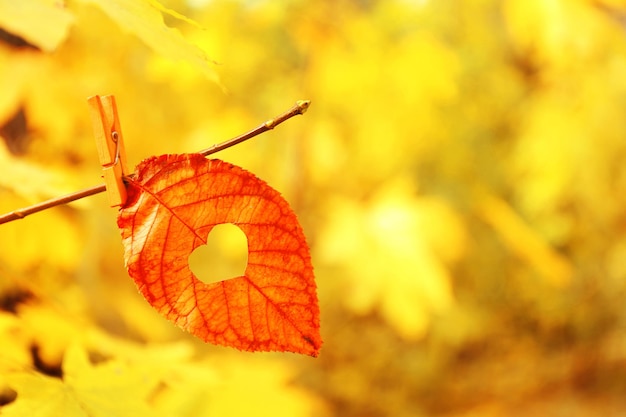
xmin=2 ymin=0 xmax=626 ymax=415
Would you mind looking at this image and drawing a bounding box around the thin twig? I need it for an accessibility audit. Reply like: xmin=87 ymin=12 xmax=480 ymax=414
xmin=198 ymin=100 xmax=310 ymax=156
xmin=0 ymin=100 xmax=311 ymax=225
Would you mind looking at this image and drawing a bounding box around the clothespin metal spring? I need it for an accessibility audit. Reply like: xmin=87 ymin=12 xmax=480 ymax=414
xmin=87 ymin=95 xmax=129 ymax=207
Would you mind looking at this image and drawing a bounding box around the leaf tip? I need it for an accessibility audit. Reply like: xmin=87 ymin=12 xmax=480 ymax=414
xmin=303 ymin=334 xmax=323 ymax=357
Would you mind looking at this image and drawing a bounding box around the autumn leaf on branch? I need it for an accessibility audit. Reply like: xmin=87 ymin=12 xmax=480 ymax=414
xmin=0 ymin=96 xmax=320 ymax=357
xmin=117 ymin=154 xmax=322 ymax=357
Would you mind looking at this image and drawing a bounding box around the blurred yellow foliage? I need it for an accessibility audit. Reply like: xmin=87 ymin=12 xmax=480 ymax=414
xmin=319 ymin=178 xmax=463 ymax=339
xmin=1 ymin=0 xmax=626 ymax=416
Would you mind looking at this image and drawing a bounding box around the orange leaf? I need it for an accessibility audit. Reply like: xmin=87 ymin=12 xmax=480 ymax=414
xmin=117 ymin=154 xmax=321 ymax=356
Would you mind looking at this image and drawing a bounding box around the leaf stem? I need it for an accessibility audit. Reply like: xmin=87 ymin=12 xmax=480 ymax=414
xmin=0 ymin=100 xmax=311 ymax=225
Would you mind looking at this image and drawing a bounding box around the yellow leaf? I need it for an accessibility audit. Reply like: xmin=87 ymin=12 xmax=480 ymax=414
xmin=76 ymin=0 xmax=219 ymax=84
xmin=319 ymin=178 xmax=464 ymax=340
xmin=146 ymin=0 xmax=203 ymax=29
xmin=0 ymin=0 xmax=74 ymax=52
xmin=3 ymin=373 xmax=85 ymax=417
xmin=5 ymin=344 xmax=162 ymax=417
xmin=62 ymin=344 xmax=159 ymax=417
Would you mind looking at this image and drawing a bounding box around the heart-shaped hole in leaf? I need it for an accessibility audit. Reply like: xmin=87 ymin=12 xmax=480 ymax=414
xmin=188 ymin=223 xmax=249 ymax=284
xmin=118 ymin=154 xmax=322 ymax=355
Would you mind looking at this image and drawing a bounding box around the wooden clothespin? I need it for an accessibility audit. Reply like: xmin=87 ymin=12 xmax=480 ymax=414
xmin=87 ymin=95 xmax=129 ymax=207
